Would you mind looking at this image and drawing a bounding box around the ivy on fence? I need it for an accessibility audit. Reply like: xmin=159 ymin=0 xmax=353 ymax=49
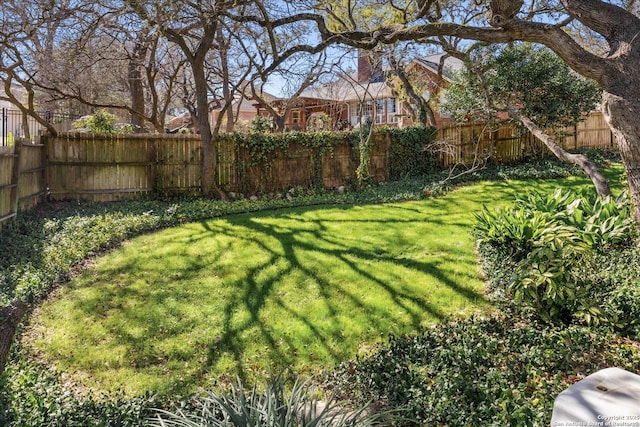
xmin=381 ymin=126 xmax=439 ymax=179
xmin=224 ymin=127 xmax=438 ymax=194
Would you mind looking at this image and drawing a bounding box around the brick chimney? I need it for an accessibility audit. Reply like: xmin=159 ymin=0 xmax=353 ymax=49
xmin=357 ymin=50 xmax=373 ymax=83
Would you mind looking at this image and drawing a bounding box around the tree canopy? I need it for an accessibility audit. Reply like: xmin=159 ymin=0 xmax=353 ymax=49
xmin=441 ymin=43 xmax=601 ymax=129
xmin=442 ymin=42 xmax=611 ymax=195
xmin=306 ymin=0 xmax=640 ymax=224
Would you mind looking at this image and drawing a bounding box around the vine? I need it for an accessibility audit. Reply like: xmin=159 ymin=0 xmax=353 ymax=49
xmin=380 ymin=126 xmax=439 ymax=179
xmin=226 ymin=126 xmax=436 ymax=193
xmin=355 ymin=119 xmax=374 ymax=188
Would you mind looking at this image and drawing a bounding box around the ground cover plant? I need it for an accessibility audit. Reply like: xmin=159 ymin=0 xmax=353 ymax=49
xmin=327 ymin=316 xmax=640 ymax=426
xmin=2 ymin=154 xmax=638 ymax=426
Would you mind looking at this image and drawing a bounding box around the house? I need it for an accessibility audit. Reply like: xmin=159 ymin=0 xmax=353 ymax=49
xmin=210 ymin=93 xmax=276 ymax=131
xmin=256 ymin=51 xmax=464 ymax=131
xmin=165 ymin=92 xmax=272 ymax=133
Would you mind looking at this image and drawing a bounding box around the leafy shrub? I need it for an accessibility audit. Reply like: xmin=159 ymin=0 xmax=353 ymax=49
xmin=326 ymin=316 xmax=640 ymax=426
xmin=511 ymin=225 xmax=593 ymax=324
xmin=249 ymin=115 xmax=273 ymax=133
xmin=519 ymin=189 xmax=633 ymax=249
xmin=306 ymin=112 xmax=332 ymax=132
xmin=477 ymin=189 xmax=633 ymax=253
xmin=474 ymin=206 xmax=554 ymax=259
xmin=474 ymin=188 xmax=635 ymax=325
xmin=383 ymin=126 xmax=439 ymax=179
xmin=148 ymin=374 xmax=386 ymax=427
xmin=73 ymin=109 xmax=125 ymax=134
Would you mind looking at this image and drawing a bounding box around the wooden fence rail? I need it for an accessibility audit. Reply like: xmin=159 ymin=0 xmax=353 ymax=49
xmin=0 ymin=112 xmax=617 ymax=230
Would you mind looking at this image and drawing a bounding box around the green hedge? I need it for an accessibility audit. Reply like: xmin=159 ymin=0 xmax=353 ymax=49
xmin=382 ymin=126 xmax=439 ymax=179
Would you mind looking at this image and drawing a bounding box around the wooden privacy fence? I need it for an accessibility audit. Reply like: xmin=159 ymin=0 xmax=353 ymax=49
xmin=46 ymin=133 xmax=204 ymax=201
xmin=436 ymin=112 xmax=615 ymax=166
xmin=0 ymin=139 xmax=47 ymax=230
xmin=229 ymin=134 xmax=392 ymax=194
xmin=0 ymin=112 xmax=617 ymax=229
xmin=44 ymin=132 xmax=394 ymax=201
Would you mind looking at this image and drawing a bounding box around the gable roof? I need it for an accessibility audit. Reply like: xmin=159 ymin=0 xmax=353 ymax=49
xmin=299 ymin=79 xmax=393 ymax=103
xmin=212 ymin=91 xmax=278 ymax=112
xmin=409 ymin=53 xmax=465 ymax=81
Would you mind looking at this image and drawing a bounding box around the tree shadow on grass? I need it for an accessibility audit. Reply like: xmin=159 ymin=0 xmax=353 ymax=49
xmin=13 ymin=173 xmax=625 ymax=396
xmin=190 ymin=202 xmax=487 ymax=386
xmin=27 ymin=201 xmax=490 ymax=396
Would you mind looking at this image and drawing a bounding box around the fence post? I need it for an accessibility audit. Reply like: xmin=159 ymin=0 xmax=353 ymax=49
xmin=611 ymin=127 xmax=615 ymax=148
xmin=9 ymin=139 xmax=22 ymax=217
xmin=150 ymin=136 xmax=157 ymax=195
xmin=40 ymin=135 xmax=48 ymax=202
xmin=1 ymin=108 xmax=6 ymax=145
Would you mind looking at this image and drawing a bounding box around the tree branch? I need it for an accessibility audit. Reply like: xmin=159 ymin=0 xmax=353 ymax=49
xmin=329 ymin=19 xmax=611 ymax=85
xmin=507 ymin=105 xmax=611 ymax=196
xmin=562 ymin=0 xmax=640 ymax=53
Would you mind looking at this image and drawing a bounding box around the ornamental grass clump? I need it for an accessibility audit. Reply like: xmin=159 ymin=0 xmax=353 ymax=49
xmin=148 ymin=374 xmax=387 ymax=427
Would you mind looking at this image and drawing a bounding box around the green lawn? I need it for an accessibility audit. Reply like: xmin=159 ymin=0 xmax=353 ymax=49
xmin=23 ymin=174 xmax=599 ymax=397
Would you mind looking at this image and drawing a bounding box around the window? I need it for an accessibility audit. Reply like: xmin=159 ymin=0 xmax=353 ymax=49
xmin=350 ymin=102 xmax=360 ymax=126
xmin=371 ymin=69 xmax=385 ymax=83
xmin=291 ymin=110 xmax=300 ymax=124
xmin=362 ymin=101 xmax=373 ymax=125
xmin=375 ymin=99 xmax=385 ymax=124
xmin=387 ymin=98 xmax=398 ymax=124
xmin=351 ymin=101 xmax=373 ymax=126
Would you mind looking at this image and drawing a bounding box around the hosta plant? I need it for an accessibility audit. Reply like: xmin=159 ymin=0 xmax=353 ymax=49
xmin=518 ymin=189 xmax=633 ymax=249
xmin=475 ymin=188 xmax=634 ymax=325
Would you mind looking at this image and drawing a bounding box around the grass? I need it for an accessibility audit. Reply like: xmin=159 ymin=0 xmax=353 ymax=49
xmin=22 ymin=172 xmax=605 ymax=398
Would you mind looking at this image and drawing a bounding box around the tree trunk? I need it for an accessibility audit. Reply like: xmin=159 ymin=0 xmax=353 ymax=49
xmin=418 ymin=103 xmax=437 ymax=127
xmin=507 ymin=106 xmax=611 ymax=197
xmin=191 ymin=56 xmax=223 ymax=199
xmin=195 ymin=87 xmax=217 ymax=197
xmin=218 ymin=32 xmax=235 ymax=134
xmin=602 ymin=91 xmax=640 ymax=225
xmin=128 ymin=39 xmax=148 ymax=133
xmin=389 ymin=55 xmax=436 ymax=127
xmin=0 ymin=299 xmax=28 ymax=374
xmin=274 ymin=115 xmax=286 ymax=133
xmin=196 ymin=96 xmax=227 ymax=200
